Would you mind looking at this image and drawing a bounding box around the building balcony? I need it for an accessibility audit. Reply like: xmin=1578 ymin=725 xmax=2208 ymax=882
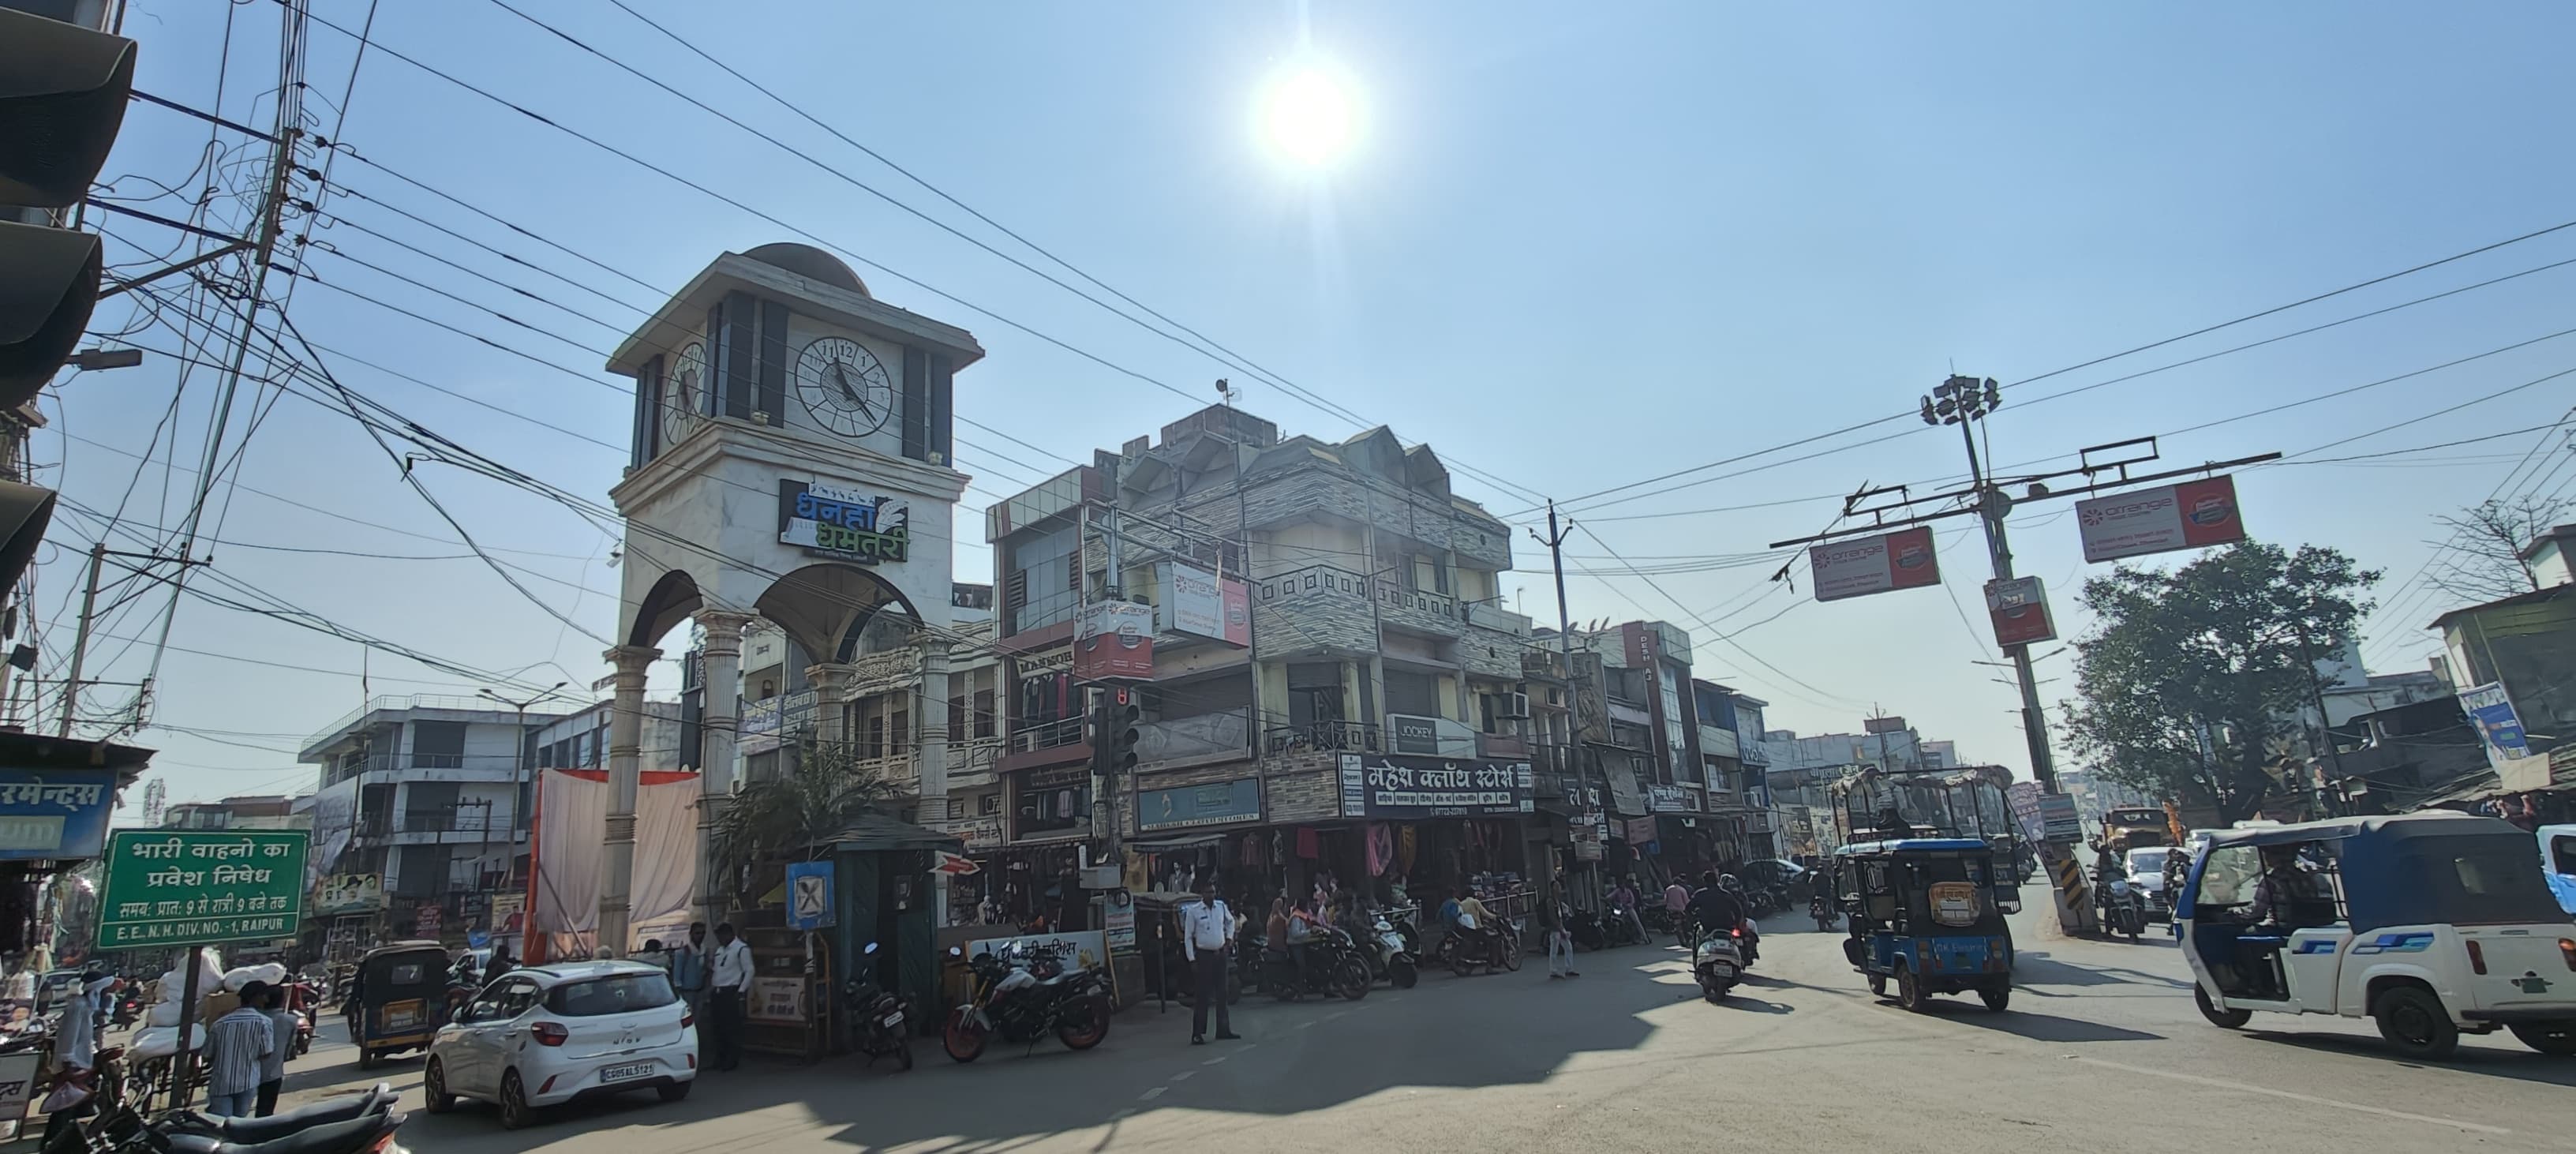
xmin=847 ymin=648 xmax=923 ymax=696
xmin=997 ymin=717 xmax=1091 ymax=774
xmin=1477 ymin=732 xmax=1530 ymax=759
xmin=1698 ymin=725 xmax=1741 ymax=761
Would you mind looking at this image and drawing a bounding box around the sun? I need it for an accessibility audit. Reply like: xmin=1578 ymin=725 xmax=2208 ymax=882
xmin=1259 ymin=66 xmax=1360 ymax=169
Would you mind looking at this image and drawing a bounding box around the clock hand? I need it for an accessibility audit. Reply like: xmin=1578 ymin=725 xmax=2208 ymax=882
xmin=830 ymin=363 xmax=871 ymax=417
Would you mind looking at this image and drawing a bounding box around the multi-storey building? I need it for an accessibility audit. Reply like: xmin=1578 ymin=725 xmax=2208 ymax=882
xmin=300 ymin=695 xmax=574 ymax=946
xmin=732 ymin=583 xmax=1005 ymax=849
xmin=982 ymin=405 xmax=1545 ymax=927
xmin=162 ymin=795 xmax=305 ymax=832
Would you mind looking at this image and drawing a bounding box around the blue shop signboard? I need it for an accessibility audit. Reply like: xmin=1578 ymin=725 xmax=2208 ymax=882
xmin=1136 ymin=777 xmax=1262 ymax=833
xmin=0 ymin=769 xmax=117 ymax=860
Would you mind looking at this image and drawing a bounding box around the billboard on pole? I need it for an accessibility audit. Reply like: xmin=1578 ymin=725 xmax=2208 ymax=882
xmin=1074 ymin=601 xmax=1155 ymax=680
xmin=2076 ymin=475 xmax=2247 ymax=564
xmin=1810 ymin=526 xmax=1941 ymax=601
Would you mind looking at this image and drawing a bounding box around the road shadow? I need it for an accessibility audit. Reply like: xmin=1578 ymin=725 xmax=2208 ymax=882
xmin=1894 ymin=998 xmax=2166 ymax=1043
xmin=2243 ymin=1029 xmax=2576 ymax=1088
xmin=1713 ymin=995 xmax=1793 ymax=1014
xmin=2012 ymin=950 xmax=2193 ymax=991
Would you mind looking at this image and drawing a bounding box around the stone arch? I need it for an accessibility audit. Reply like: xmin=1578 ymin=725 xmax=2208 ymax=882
xmin=627 ymin=568 xmax=704 ymax=648
xmin=753 ymin=562 xmax=919 ymax=666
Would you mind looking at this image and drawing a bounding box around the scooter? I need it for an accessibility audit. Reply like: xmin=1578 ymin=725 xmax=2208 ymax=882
xmin=1366 ymin=912 xmax=1420 ymax=988
xmin=842 ymin=942 xmax=913 ymax=1072
xmin=1693 ymin=927 xmax=1748 ymax=1002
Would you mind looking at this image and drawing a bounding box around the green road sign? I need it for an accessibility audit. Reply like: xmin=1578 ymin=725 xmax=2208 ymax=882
xmin=97 ymin=830 xmax=308 ymax=949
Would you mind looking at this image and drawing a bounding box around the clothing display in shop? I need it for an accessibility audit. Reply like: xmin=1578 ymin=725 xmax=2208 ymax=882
xmin=1296 ymin=827 xmax=1320 ymax=859
xmin=1365 ymin=823 xmax=1393 ymax=878
xmin=1398 ymin=826 xmax=1417 ymax=875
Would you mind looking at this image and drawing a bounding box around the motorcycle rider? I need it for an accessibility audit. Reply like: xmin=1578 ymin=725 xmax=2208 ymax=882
xmin=1607 ymin=877 xmax=1646 ymax=943
xmin=1452 ymin=886 xmax=1500 ymax=961
xmin=1689 ymin=872 xmax=1748 ymax=951
xmin=1720 ymin=874 xmax=1761 ymax=958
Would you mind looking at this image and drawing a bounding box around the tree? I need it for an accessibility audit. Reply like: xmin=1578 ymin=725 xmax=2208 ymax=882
xmin=707 ymin=740 xmax=907 ymax=906
xmin=2428 ymin=496 xmax=2570 ymax=603
xmin=2061 ymin=542 xmax=2379 ymax=824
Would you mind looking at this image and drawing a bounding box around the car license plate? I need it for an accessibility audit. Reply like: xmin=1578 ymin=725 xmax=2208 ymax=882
xmin=600 ymin=1062 xmax=653 ymax=1083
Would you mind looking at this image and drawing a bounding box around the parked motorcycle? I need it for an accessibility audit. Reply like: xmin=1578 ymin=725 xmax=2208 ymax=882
xmin=1693 ymin=927 xmax=1748 ymax=1002
xmin=1355 ymin=912 xmax=1420 ymax=989
xmin=842 ymin=942 xmax=913 ymax=1072
xmin=64 ymin=1081 xmax=403 ymax=1154
xmin=942 ymin=941 xmax=1111 ymax=1063
xmin=1566 ymin=907 xmax=1605 ymax=952
xmin=1260 ymin=927 xmax=1372 ymax=1001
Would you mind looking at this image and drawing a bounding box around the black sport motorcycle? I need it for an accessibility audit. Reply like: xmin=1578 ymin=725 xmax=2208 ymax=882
xmin=942 ymin=941 xmax=1111 ymax=1063
xmin=843 ymin=942 xmax=913 ymax=1072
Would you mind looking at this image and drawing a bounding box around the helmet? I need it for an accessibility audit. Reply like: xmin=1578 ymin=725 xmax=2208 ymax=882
xmin=1719 ymin=874 xmax=1742 ymax=892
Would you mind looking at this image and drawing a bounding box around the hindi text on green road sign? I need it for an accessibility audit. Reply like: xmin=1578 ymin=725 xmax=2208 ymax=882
xmin=97 ymin=830 xmax=309 ymax=948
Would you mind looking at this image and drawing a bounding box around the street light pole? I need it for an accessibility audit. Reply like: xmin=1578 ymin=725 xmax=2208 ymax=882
xmin=481 ymin=684 xmax=568 ymax=901
xmin=1921 ymin=376 xmax=2060 ymax=794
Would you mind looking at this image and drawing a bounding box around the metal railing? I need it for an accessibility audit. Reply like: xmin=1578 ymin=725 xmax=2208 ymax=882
xmin=1009 ymin=716 xmax=1086 ymax=753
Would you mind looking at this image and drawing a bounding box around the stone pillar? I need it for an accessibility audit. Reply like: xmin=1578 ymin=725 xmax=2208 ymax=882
xmin=694 ymin=609 xmax=755 ymax=926
xmin=806 ymin=662 xmax=856 ymax=751
xmin=598 ymin=643 xmax=660 ymax=958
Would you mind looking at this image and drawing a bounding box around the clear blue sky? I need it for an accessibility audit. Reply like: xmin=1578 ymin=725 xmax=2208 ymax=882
xmin=62 ymin=1 xmax=2576 ymax=809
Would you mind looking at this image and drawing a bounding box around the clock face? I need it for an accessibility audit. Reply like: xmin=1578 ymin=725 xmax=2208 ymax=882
xmin=661 ymin=342 xmax=706 ymax=451
xmin=796 ymin=336 xmax=894 ymax=439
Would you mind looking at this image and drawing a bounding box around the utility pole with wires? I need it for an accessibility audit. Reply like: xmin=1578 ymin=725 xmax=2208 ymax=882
xmin=1771 ymin=373 xmax=2283 ymax=935
xmin=1526 ymin=504 xmax=1576 ymax=920
xmin=58 ymin=544 xmax=207 ymax=737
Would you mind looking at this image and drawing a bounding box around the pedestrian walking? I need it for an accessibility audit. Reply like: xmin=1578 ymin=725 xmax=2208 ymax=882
xmin=668 ymin=923 xmax=709 ymax=1016
xmin=256 ymin=984 xmax=297 ymax=1117
xmin=1545 ymin=901 xmax=1578 ymax=979
xmin=1179 ymin=877 xmax=1240 ymax=1045
xmin=706 ymin=922 xmax=754 ymax=1071
xmin=204 ymin=981 xmax=275 ymax=1118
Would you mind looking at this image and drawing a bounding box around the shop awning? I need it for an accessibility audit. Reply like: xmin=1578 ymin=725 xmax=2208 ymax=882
xmin=822 ymin=813 xmax=965 ymax=853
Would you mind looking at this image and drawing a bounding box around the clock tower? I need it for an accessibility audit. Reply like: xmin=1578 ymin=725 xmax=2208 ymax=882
xmin=596 ymin=242 xmax=983 ymax=951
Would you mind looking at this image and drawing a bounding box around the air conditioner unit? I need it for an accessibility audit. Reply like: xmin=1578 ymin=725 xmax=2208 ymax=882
xmin=1500 ymin=691 xmax=1530 ymax=720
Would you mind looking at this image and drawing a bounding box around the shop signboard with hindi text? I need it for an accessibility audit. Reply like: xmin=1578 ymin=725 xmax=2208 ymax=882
xmin=98 ymin=830 xmax=308 ymax=949
xmin=1810 ymin=526 xmax=1941 ymax=602
xmin=0 ymin=770 xmax=116 ymax=862
xmin=777 ymin=481 xmax=910 ymax=565
xmin=1338 ymin=755 xmax=1532 ymax=819
xmin=2075 ymin=475 xmax=2247 ymax=564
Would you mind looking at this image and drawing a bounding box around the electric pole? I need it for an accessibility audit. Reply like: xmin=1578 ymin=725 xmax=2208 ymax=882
xmin=1926 ymin=376 xmax=2061 ymax=794
xmin=1528 ymin=504 xmax=1576 ymax=913
xmin=56 ymin=543 xmax=104 ymax=737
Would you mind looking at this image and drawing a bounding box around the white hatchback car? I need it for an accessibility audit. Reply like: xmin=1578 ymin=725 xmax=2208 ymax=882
xmin=424 ymin=960 xmax=697 ymax=1129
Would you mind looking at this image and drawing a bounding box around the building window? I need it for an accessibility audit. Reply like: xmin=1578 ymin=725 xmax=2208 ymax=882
xmin=890 ymin=709 xmax=911 ymax=755
xmin=1384 ymin=670 xmax=1440 ymax=718
xmin=411 ymin=721 xmax=466 ymax=769
xmin=1009 ymin=524 xmax=1079 ymax=633
xmin=973 ymin=689 xmax=996 ymax=740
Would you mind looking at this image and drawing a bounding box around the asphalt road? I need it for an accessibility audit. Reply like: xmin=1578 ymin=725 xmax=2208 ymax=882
xmin=243 ymin=912 xmax=2576 ymax=1153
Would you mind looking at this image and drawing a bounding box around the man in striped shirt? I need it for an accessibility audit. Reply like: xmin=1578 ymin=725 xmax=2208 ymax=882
xmin=204 ymin=981 xmax=276 ymax=1117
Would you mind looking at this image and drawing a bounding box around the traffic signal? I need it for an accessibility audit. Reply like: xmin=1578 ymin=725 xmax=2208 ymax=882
xmin=0 ymin=6 xmax=136 ymax=407
xmin=1093 ymin=687 xmax=1141 ymax=780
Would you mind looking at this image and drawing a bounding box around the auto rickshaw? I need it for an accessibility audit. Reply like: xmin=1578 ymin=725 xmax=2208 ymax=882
xmin=343 ymin=940 xmax=448 ymax=1070
xmin=1834 ymin=837 xmax=2015 ymax=1012
xmin=2177 ymin=812 xmax=2576 ymax=1059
